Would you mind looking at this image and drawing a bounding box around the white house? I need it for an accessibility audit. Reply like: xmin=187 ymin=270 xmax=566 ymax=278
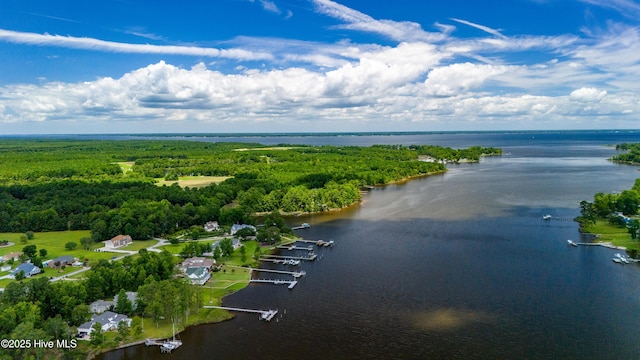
xmin=104 ymin=235 xmax=133 ymax=249
xmin=77 ymin=311 xmax=131 ymax=336
xmin=185 ymin=266 xmax=211 ymax=285
xmin=204 ymin=221 xmax=220 ymax=232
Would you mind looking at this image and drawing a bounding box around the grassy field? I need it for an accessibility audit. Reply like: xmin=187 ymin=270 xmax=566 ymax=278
xmin=583 ymin=219 xmax=640 ymax=251
xmin=0 ymin=230 xmax=117 ymax=261
xmin=155 ymin=176 xmax=231 ymax=188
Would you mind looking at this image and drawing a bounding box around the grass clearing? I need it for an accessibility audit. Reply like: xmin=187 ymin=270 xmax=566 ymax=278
xmin=583 ymin=219 xmax=640 ymax=251
xmin=114 ymin=161 xmax=135 ymax=173
xmin=155 ymin=176 xmax=231 ymax=188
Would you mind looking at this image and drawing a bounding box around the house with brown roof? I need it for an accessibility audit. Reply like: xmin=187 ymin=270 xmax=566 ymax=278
xmin=2 ymin=252 xmax=23 ymax=262
xmin=104 ymin=235 xmax=133 ymax=249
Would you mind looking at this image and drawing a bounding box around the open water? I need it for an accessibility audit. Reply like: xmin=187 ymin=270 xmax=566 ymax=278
xmin=101 ymin=130 xmax=640 ymax=359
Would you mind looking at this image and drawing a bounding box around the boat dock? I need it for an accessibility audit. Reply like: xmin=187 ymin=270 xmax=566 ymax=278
xmin=296 ymin=239 xmax=335 ymax=247
xmin=251 ymin=267 xmax=306 ymax=278
xmin=260 ymin=258 xmax=301 ymax=265
xmin=291 ymin=223 xmax=310 ymax=230
xmin=278 ymin=245 xmax=314 ymax=251
xmin=571 ymin=242 xmax=627 ymax=250
xmin=203 ymin=305 xmax=278 ymax=321
xmin=250 ymin=279 xmax=298 ymax=289
xmin=145 ymin=338 xmax=183 ymax=353
xmin=261 ymin=253 xmax=317 ymax=261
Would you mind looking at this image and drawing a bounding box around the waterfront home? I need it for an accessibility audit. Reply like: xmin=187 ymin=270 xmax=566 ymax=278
xmin=90 ymin=299 xmax=115 ymax=314
xmin=104 ymin=234 xmax=133 ymax=249
xmin=179 ymin=257 xmax=215 ymax=272
xmin=204 ymin=220 xmax=220 ymax=232
xmin=9 ymin=262 xmax=41 ymax=279
xmin=77 ymin=311 xmax=131 ymax=337
xmin=232 ymin=238 xmax=242 ymax=250
xmin=230 ymin=224 xmax=256 ymax=235
xmin=185 ymin=266 xmax=211 ymax=285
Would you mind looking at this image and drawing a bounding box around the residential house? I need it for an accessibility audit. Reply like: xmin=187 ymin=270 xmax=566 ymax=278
xmin=104 ymin=235 xmax=133 ymax=249
xmin=204 ymin=221 xmax=220 ymax=232
xmin=230 ymin=224 xmax=256 ymax=235
xmin=9 ymin=262 xmax=41 ymax=279
xmin=90 ymin=299 xmax=115 ymax=314
xmin=209 ymin=239 xmax=242 ymax=253
xmin=185 ymin=266 xmax=211 ymax=285
xmin=179 ymin=257 xmax=215 ymax=272
xmin=2 ymin=252 xmax=22 ymax=262
xmin=47 ymin=255 xmax=76 ymax=269
xmin=77 ymin=311 xmax=131 ymax=336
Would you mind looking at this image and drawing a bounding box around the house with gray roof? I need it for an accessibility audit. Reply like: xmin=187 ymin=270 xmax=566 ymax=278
xmin=9 ymin=262 xmax=41 ymax=279
xmin=185 ymin=266 xmax=211 ymax=285
xmin=90 ymin=299 xmax=114 ymax=314
xmin=230 ymin=224 xmax=256 ymax=235
xmin=47 ymin=255 xmax=76 ymax=269
xmin=77 ymin=311 xmax=131 ymax=336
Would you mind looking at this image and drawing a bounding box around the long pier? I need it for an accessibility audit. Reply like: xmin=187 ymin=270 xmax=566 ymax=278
xmin=250 ymin=279 xmax=298 ymax=289
xmin=573 ymin=242 xmax=627 ymax=250
xmin=278 ymin=245 xmax=314 ymax=251
xmin=260 ymin=258 xmax=301 ymax=265
xmin=251 ymin=267 xmax=306 ymax=278
xmin=296 ymin=239 xmax=335 ymax=247
xmin=291 ymin=223 xmax=310 ymax=230
xmin=203 ymin=305 xmax=278 ymax=321
xmin=261 ymin=253 xmax=317 ymax=261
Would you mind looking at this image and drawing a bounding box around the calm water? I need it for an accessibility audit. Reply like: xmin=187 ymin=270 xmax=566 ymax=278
xmin=102 ymin=131 xmax=640 ymax=360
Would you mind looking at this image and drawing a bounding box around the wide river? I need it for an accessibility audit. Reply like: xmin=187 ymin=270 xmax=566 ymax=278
xmin=102 ymin=131 xmax=640 ymax=359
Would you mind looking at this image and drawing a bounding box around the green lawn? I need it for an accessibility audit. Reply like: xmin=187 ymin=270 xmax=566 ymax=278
xmin=583 ymin=219 xmax=640 ymax=251
xmin=120 ymin=239 xmax=158 ymax=252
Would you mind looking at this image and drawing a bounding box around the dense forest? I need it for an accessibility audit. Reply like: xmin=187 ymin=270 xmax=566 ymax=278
xmin=0 ymin=140 xmax=501 ymax=240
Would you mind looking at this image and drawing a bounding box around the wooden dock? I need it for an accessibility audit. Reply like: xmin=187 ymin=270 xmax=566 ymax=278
xmin=278 ymin=245 xmax=314 ymax=251
xmin=145 ymin=338 xmax=183 ymax=353
xmin=261 ymin=253 xmax=317 ymax=261
xmin=296 ymin=239 xmax=335 ymax=247
xmin=250 ymin=279 xmax=298 ymax=289
xmin=250 ymin=267 xmax=306 ymax=278
xmin=203 ymin=305 xmax=278 ymax=321
xmin=291 ymin=223 xmax=311 ymax=230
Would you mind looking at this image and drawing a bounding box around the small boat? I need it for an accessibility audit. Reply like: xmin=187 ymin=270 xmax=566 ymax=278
xmin=567 ymin=240 xmax=578 ymax=247
xmin=613 ymin=258 xmax=623 ymax=263
xmin=543 ymin=214 xmax=552 ymax=220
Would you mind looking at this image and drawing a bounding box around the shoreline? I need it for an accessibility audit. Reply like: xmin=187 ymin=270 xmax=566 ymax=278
xmin=93 ymin=168 xmax=449 ymax=357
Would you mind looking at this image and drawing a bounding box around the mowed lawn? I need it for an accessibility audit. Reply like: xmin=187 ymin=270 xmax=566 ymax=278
xmin=0 ymin=230 xmax=117 ymax=264
xmin=155 ymin=175 xmax=231 ymax=188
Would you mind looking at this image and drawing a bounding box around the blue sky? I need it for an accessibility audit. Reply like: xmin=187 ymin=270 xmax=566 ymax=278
xmin=1 ymin=0 xmax=639 ymax=134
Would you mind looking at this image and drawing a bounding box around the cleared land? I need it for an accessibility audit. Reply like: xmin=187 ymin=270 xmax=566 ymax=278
xmin=583 ymin=220 xmax=639 ymax=251
xmin=155 ymin=175 xmax=231 ymax=188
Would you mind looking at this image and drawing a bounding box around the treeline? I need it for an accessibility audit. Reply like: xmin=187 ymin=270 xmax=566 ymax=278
xmin=0 ymin=140 xmax=500 ymax=239
xmin=612 ymin=143 xmax=640 ymax=164
xmin=577 ymin=179 xmax=640 ymax=225
xmin=408 ymin=145 xmax=502 ymax=162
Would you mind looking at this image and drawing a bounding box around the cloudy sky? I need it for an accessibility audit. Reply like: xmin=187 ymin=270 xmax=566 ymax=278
xmin=1 ymin=0 xmax=639 ymax=134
